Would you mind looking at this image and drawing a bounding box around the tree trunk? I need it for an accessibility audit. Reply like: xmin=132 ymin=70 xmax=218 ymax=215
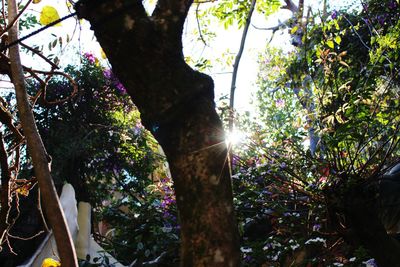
xmin=76 ymin=1 xmax=240 ymax=266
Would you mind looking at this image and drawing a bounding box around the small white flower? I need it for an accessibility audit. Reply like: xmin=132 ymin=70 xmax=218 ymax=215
xmin=305 ymin=237 xmax=327 ymax=247
xmin=271 ymin=251 xmax=281 ymax=261
xmin=290 ymin=244 xmax=300 ymax=250
xmin=240 ymin=247 xmax=253 ymax=253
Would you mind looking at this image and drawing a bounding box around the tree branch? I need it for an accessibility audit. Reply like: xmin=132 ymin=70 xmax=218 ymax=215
xmin=282 ymin=0 xmax=299 ymax=13
xmin=228 ymin=0 xmax=257 ymax=133
xmin=0 ymin=100 xmax=23 ymax=143
xmin=0 ymin=132 xmax=12 ymax=246
xmin=20 ymin=42 xmax=59 ymax=69
xmin=7 ymin=0 xmax=77 ymax=265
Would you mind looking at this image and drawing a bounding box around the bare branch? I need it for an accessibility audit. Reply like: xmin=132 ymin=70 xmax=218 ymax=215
xmin=282 ymin=0 xmax=299 ymax=13
xmin=195 ymin=3 xmax=208 ymax=46
xmin=0 ymin=132 xmax=12 ymax=246
xmin=252 ymin=20 xmax=288 ymax=31
xmin=7 ymin=0 xmax=78 ymax=265
xmin=20 ymin=42 xmax=59 ymax=69
xmin=0 ymin=100 xmax=23 ymax=142
xmin=229 ymin=0 xmax=257 ymax=132
xmin=39 ymin=70 xmax=78 ymax=106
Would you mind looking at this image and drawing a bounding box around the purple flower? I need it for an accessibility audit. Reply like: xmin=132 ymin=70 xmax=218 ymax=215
xmin=232 ymin=155 xmax=239 ymax=168
xmin=83 ymin=52 xmax=96 ymax=64
xmin=389 ymin=1 xmax=397 ymax=9
xmin=364 ymin=258 xmax=378 ymax=267
xmin=103 ymin=69 xmax=113 ymax=79
xmin=244 ymin=255 xmax=252 ymax=262
xmin=133 ymin=122 xmax=143 ymax=135
xmin=331 ymin=10 xmax=338 ymax=20
xmin=115 ymin=82 xmax=127 ymax=94
xmin=377 ymin=14 xmax=386 ymax=26
xmin=313 ymin=224 xmax=321 ymax=231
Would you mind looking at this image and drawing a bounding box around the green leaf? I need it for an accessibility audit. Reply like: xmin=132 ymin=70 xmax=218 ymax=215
xmin=291 ymin=26 xmax=299 ymax=34
xmin=326 ymin=40 xmax=334 ymax=49
xmin=334 ymin=35 xmax=342 ymax=45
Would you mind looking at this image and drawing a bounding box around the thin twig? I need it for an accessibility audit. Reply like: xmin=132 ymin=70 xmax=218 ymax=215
xmin=0 ymin=132 xmax=12 ymax=247
xmin=195 ymin=3 xmax=207 ymax=46
xmin=20 ymin=42 xmax=59 ymax=69
xmin=341 ymin=14 xmax=370 ymax=51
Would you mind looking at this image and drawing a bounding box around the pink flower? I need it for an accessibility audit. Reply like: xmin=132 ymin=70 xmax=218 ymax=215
xmin=83 ymin=52 xmax=96 ymax=64
xmin=319 ymin=176 xmax=327 ymax=183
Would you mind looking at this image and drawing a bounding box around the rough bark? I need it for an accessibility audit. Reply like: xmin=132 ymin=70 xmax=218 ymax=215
xmin=76 ymin=1 xmax=240 ymax=266
xmin=7 ymin=0 xmax=77 ymax=265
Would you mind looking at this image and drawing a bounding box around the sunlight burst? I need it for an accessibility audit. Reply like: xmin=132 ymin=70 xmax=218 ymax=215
xmin=225 ymin=130 xmax=246 ymax=146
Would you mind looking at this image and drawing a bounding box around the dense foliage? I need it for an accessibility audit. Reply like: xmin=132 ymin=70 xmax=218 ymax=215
xmin=228 ymin=0 xmax=400 ymax=265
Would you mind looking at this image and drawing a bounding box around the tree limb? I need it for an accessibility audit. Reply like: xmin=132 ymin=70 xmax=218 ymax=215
xmin=7 ymin=0 xmax=77 ymax=265
xmin=228 ymin=0 xmax=257 ymax=133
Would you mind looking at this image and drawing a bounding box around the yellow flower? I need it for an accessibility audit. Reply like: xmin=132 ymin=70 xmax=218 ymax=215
xmin=40 ymin=6 xmax=61 ymax=27
xmin=41 ymin=258 xmax=61 ymax=267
